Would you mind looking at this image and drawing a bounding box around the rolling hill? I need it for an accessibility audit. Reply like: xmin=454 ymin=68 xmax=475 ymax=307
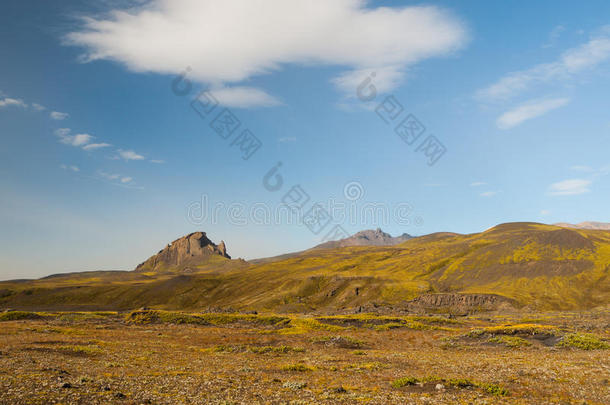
xmin=0 ymin=222 xmax=608 ymax=312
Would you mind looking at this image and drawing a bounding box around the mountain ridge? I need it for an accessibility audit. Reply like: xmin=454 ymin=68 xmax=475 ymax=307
xmin=554 ymin=221 xmax=610 ymax=230
xmin=314 ymin=228 xmax=412 ymax=249
xmin=1 ymin=222 xmax=608 ymax=312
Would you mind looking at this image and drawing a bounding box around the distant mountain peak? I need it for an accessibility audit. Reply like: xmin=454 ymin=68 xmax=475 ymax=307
xmin=554 ymin=221 xmax=610 ymax=230
xmin=135 ymin=231 xmax=230 ymax=272
xmin=314 ymin=228 xmax=412 ymax=249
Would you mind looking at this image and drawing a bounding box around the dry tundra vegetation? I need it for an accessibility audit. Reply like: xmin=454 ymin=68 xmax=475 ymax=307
xmin=1 ymin=223 xmax=609 ymax=403
xmin=0 ymin=308 xmax=609 ymax=404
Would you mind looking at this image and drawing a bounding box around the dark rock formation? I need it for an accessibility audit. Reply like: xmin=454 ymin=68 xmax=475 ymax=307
xmin=135 ymin=232 xmax=230 ymax=272
xmin=405 ymin=293 xmax=517 ymax=315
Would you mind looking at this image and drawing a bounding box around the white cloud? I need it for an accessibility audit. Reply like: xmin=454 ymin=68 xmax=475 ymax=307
xmin=54 ymin=128 xmax=116 ymax=153
xmin=98 ymin=171 xmax=140 ymax=188
xmin=98 ymin=171 xmax=120 ymax=181
xmin=0 ymin=98 xmax=27 ymax=108
xmin=54 ymin=128 xmax=71 ymax=136
xmin=60 ymin=164 xmax=80 ymax=172
xmin=332 ymin=65 xmax=406 ymax=97
xmin=117 ymin=149 xmax=145 ymax=161
xmin=150 ymin=159 xmax=165 ymax=164
xmin=540 ymin=209 xmax=551 ymax=216
xmin=211 ymin=86 xmax=280 ymax=108
xmin=548 ymin=179 xmax=591 ymax=196
xmin=50 ymin=111 xmax=69 ymax=120
xmin=480 ymin=191 xmax=499 ymax=197
xmin=82 ymin=142 xmax=112 ymax=151
xmin=54 ymin=128 xmax=95 ymax=147
xmin=477 ymin=30 xmax=610 ymax=102
xmin=71 ymin=134 xmax=94 ymax=146
xmin=278 ymin=136 xmax=297 ymax=143
xmin=570 ymin=164 xmax=610 ymax=178
xmin=496 ymin=97 xmax=569 ymax=129
xmin=63 ymin=133 xmax=93 ymax=147
xmin=570 ymin=165 xmax=595 ymax=172
xmin=542 ymin=25 xmax=565 ymax=48
xmin=470 ymin=181 xmax=486 ymax=187
xmin=32 ymin=103 xmax=46 ymax=111
xmin=66 ymin=0 xmax=468 ymax=106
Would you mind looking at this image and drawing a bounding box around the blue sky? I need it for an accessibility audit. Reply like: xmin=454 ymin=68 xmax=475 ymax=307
xmin=1 ymin=0 xmax=610 ymax=279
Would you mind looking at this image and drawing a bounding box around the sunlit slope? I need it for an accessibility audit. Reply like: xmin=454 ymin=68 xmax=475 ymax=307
xmin=0 ymin=223 xmax=608 ymax=311
xmin=222 ymin=223 xmax=608 ymax=310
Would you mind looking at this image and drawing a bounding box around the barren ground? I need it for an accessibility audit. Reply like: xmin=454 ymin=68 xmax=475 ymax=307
xmin=0 ymin=309 xmax=608 ymax=404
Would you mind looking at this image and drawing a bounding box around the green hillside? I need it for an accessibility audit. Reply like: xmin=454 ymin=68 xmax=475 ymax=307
xmin=1 ymin=223 xmax=608 ymax=311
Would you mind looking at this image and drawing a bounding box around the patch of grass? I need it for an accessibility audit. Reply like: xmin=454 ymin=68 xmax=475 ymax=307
xmin=391 ymin=376 xmax=507 ymax=396
xmin=282 ymin=381 xmax=307 ymax=390
xmin=446 ymin=378 xmax=476 ymax=388
xmin=249 ymin=345 xmax=305 ymax=354
xmin=408 ymin=315 xmax=462 ymax=325
xmin=480 ymin=383 xmax=509 ymax=396
xmin=489 ymin=336 xmax=532 ymax=348
xmin=206 ymin=344 xmax=306 ymax=354
xmin=345 ymin=362 xmax=384 ymax=371
xmin=199 ymin=313 xmax=289 ymax=326
xmin=373 ymin=322 xmax=405 ymax=331
xmin=467 ymin=323 xmax=559 ymax=337
xmin=282 ymin=363 xmax=313 ymax=372
xmin=207 ymin=344 xmax=244 ymax=353
xmin=420 ymin=375 xmax=443 ymax=383
xmin=557 ymin=333 xmax=609 ymax=350
xmin=310 ymin=335 xmax=366 ymax=349
xmin=56 ymin=312 xmax=108 ymax=322
xmin=0 ymin=311 xmax=42 ymax=321
xmin=352 ymin=350 xmax=366 ymax=355
xmin=374 ymin=320 xmax=440 ymax=331
xmin=57 ymin=345 xmax=103 ymax=356
xmin=391 ymin=376 xmax=418 ymax=388
xmin=125 ymin=310 xmax=288 ymax=327
xmin=273 ymin=318 xmax=345 ymax=335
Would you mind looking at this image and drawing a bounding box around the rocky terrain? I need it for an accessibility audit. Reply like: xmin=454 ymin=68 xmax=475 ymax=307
xmin=0 ymin=308 xmax=608 ymax=404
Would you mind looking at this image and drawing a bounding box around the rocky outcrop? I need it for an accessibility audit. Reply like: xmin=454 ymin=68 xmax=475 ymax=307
xmin=405 ymin=293 xmax=517 ymax=314
xmin=314 ymin=228 xmax=412 ymax=249
xmin=218 ymin=240 xmax=228 ymax=257
xmin=135 ymin=232 xmax=230 ymax=272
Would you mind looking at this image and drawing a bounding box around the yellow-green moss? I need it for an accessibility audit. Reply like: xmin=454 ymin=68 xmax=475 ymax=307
xmin=557 ymin=333 xmax=609 ymax=350
xmin=489 ymin=336 xmax=532 ymax=348
xmin=282 ymin=363 xmax=313 ymax=372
